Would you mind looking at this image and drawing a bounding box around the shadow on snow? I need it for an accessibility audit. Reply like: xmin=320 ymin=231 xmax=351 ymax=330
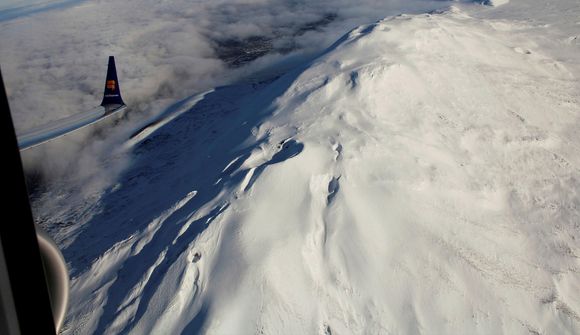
xmin=63 ymin=68 xmax=305 ymax=334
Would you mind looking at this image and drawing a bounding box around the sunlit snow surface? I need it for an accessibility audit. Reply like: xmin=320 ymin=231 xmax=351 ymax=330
xmin=33 ymin=2 xmax=580 ymax=335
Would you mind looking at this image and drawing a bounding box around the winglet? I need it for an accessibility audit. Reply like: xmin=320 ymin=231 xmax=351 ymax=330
xmin=100 ymin=56 xmax=125 ymax=110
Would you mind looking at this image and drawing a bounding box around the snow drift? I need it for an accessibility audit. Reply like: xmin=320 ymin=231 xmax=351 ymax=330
xmin=43 ymin=4 xmax=580 ymax=335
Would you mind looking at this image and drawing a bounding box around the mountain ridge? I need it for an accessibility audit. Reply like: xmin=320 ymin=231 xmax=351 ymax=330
xmin=44 ymin=4 xmax=580 ymax=334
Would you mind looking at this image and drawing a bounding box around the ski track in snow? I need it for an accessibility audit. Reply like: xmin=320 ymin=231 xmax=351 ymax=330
xmin=39 ymin=2 xmax=580 ymax=335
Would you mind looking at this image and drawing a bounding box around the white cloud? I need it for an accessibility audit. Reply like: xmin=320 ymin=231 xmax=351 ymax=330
xmin=0 ymin=0 xmax=465 ymax=188
xmin=1 ymin=0 xmax=468 ymax=129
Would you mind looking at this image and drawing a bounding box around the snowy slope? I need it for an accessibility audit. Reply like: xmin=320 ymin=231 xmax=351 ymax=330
xmin=40 ymin=2 xmax=580 ymax=334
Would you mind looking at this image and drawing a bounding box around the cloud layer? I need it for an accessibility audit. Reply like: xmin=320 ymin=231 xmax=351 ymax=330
xmin=1 ymin=0 xmax=464 ymax=130
xmin=0 ymin=0 xmax=463 ymax=189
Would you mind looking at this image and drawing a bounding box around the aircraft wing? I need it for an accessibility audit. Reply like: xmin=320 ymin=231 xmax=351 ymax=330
xmin=17 ymin=106 xmax=107 ymax=150
xmin=17 ymin=56 xmax=127 ymax=151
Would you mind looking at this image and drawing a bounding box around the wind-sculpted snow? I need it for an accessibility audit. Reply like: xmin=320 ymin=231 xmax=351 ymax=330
xmin=51 ymin=4 xmax=580 ymax=335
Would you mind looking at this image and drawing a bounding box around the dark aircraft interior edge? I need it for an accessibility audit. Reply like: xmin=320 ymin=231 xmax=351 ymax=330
xmin=1 ymin=68 xmax=60 ymax=334
xmin=2 ymin=55 xmax=135 ymax=334
xmin=0 ymin=56 xmax=128 ymax=334
xmin=0 ymin=55 xmax=126 ymax=334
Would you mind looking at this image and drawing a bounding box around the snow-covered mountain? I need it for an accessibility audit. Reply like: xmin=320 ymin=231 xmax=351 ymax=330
xmin=32 ymin=1 xmax=580 ymax=334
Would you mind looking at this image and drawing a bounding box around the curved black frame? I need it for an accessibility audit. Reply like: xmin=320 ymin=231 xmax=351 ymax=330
xmin=0 ymin=68 xmax=57 ymax=334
